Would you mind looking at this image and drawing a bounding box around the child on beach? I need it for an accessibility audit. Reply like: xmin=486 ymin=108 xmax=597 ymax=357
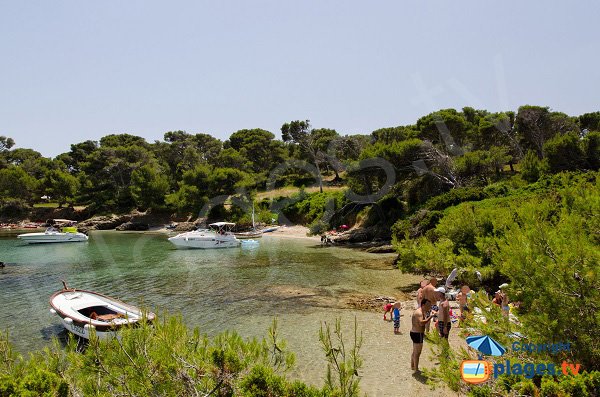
xmin=391 ymin=301 xmax=402 ymax=333
xmin=456 ymin=285 xmax=470 ymax=326
xmin=383 ymin=302 xmax=393 ymax=320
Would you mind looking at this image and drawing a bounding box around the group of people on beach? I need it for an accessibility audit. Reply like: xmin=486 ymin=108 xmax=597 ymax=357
xmin=383 ymin=277 xmax=472 ymax=372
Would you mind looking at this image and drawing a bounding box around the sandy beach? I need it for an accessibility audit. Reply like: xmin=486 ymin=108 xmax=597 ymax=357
xmin=262 ymin=225 xmax=320 ymax=240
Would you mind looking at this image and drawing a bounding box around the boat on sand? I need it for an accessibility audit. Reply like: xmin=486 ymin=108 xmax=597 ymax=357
xmin=49 ymin=281 xmax=155 ymax=340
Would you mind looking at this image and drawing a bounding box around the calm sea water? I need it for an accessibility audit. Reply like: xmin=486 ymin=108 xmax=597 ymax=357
xmin=0 ymin=231 xmax=408 ymax=348
xmin=0 ymin=230 xmax=425 ymax=394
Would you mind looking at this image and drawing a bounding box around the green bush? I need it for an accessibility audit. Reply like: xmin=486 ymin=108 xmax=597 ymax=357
xmin=423 ymin=187 xmax=488 ymax=211
xmin=540 ymin=376 xmax=563 ymax=397
xmin=391 ymin=209 xmax=443 ymax=241
xmin=240 ymin=365 xmax=287 ymax=397
xmin=281 ymin=191 xmax=346 ymax=225
xmin=0 ymin=367 xmax=68 ymax=397
xmin=520 ymin=150 xmax=548 ymax=182
xmin=543 ymin=132 xmax=586 ymax=173
xmin=0 ymin=315 xmax=364 ymax=397
xmin=466 ymin=385 xmax=493 ymax=397
xmin=512 ymin=379 xmax=538 ymax=396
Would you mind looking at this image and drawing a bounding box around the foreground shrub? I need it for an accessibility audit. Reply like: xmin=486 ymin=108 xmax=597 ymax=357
xmin=0 ymin=316 xmax=363 ymax=397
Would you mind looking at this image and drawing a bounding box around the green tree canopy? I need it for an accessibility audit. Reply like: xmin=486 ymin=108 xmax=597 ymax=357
xmin=0 ymin=136 xmax=15 ymax=152
xmin=226 ymin=128 xmax=285 ymax=174
xmin=130 ymin=164 xmax=170 ymax=210
xmin=543 ymin=132 xmax=586 ymax=172
xmin=281 ymin=120 xmax=328 ymax=192
xmin=43 ymin=169 xmax=80 ymax=207
xmin=371 ymin=126 xmax=417 ymax=145
xmin=579 ymin=111 xmax=600 ymax=131
xmin=416 ymin=109 xmax=473 ymax=150
xmin=0 ymin=166 xmax=38 ymax=203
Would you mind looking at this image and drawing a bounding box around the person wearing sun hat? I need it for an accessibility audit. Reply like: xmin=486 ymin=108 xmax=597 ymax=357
xmin=435 ymin=286 xmax=451 ymax=338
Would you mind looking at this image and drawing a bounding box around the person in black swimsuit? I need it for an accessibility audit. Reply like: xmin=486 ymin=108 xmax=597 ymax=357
xmin=410 ymin=298 xmax=433 ymax=372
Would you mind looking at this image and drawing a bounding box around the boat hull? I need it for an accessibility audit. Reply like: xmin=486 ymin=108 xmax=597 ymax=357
xmin=18 ymin=232 xmax=88 ymax=244
xmin=234 ymin=231 xmax=263 ymax=239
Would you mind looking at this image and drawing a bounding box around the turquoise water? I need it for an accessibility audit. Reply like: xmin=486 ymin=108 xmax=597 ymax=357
xmin=0 ymin=230 xmax=402 ymax=352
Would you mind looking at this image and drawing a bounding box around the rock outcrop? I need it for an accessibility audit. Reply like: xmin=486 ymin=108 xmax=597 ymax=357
xmin=78 ymin=215 xmax=132 ymax=233
xmin=365 ymin=244 xmax=395 ymax=253
xmin=115 ymin=222 xmax=149 ymax=231
xmin=172 ymin=222 xmax=197 ymax=232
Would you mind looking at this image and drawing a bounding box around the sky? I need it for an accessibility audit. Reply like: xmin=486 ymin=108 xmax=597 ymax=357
xmin=1 ymin=1 xmax=598 ymax=157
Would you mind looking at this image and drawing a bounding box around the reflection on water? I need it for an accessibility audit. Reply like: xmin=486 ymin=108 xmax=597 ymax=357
xmin=0 ymin=230 xmax=420 ymax=392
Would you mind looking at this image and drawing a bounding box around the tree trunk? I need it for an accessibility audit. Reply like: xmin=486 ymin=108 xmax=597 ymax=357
xmin=315 ymin=161 xmax=323 ymax=193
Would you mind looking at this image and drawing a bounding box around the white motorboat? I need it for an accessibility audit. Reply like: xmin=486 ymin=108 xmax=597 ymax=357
xmin=18 ymin=221 xmax=88 ymax=244
xmin=49 ymin=281 xmax=155 ymax=340
xmin=168 ymin=222 xmax=241 ymax=249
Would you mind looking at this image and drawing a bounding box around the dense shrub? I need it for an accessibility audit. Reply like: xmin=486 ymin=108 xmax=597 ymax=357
xmin=423 ymin=187 xmax=488 ymax=211
xmin=280 ymin=191 xmax=347 ymax=226
xmin=391 ymin=209 xmax=443 ymax=241
xmin=0 ymin=316 xmax=363 ymax=397
xmin=543 ymin=132 xmax=586 ymax=172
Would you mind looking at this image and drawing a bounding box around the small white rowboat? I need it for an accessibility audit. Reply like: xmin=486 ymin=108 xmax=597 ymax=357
xmin=49 ymin=281 xmax=155 ymax=340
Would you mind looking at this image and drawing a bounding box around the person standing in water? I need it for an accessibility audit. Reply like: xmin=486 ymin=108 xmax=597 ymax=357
xmin=410 ymin=299 xmax=433 ymax=372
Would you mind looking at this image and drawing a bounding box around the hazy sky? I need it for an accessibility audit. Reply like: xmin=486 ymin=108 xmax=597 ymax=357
xmin=1 ymin=1 xmax=598 ymax=157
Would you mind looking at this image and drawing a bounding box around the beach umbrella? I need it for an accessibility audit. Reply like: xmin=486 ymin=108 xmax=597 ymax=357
xmin=466 ymin=335 xmax=506 ymax=356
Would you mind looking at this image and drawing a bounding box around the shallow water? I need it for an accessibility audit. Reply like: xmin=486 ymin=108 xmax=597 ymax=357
xmin=0 ymin=230 xmax=436 ymax=395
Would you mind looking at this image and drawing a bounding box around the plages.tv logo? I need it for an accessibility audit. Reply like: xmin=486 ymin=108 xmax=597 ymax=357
xmin=460 ymin=335 xmax=582 ymax=385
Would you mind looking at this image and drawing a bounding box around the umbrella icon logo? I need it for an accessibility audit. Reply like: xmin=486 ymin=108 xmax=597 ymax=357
xmin=461 ymin=335 xmax=506 ymax=384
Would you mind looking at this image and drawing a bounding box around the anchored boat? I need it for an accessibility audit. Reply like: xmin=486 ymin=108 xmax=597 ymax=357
xmin=168 ymin=222 xmax=241 ymax=249
xmin=233 ymin=203 xmax=263 ymax=239
xmin=18 ymin=219 xmax=88 ymax=244
xmin=49 ymin=281 xmax=155 ymax=340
